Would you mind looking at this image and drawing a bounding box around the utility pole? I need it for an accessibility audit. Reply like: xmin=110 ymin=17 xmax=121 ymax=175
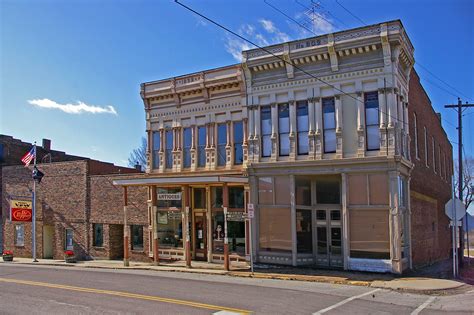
xmin=445 ymin=97 xmax=474 ymax=268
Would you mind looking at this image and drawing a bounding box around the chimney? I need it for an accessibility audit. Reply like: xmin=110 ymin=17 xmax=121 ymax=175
xmin=42 ymin=139 xmax=51 ymax=152
xmin=134 ymin=162 xmax=141 ymax=171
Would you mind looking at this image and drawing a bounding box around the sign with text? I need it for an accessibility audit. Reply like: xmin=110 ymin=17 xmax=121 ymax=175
xmin=10 ymin=200 xmax=33 ymax=222
xmin=247 ymin=203 xmax=254 ymax=219
xmin=157 ymin=193 xmax=182 ymax=201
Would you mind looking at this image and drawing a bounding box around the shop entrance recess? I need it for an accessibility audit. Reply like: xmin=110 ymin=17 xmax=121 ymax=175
xmin=192 ymin=187 xmax=207 ymax=261
xmin=315 ymin=208 xmax=343 ymax=268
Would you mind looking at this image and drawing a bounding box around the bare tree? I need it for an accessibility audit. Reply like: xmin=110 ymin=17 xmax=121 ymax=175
xmin=128 ymin=137 xmax=147 ymax=171
xmin=454 ymin=156 xmax=474 ymax=210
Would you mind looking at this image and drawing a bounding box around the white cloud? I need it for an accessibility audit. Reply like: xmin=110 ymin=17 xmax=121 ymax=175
xmin=28 ymin=98 xmax=118 ymax=115
xmin=259 ymin=18 xmax=290 ymax=43
xmin=260 ymin=19 xmax=277 ymax=33
xmin=224 ymin=36 xmax=251 ymax=62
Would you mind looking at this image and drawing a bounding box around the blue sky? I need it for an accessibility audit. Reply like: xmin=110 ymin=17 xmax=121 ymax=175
xmin=1 ymin=0 xmax=473 ymax=171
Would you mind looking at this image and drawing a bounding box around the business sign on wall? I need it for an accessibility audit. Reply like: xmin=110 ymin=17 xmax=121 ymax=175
xmin=10 ymin=200 xmax=33 ymax=222
xmin=157 ymin=193 xmax=182 ymax=201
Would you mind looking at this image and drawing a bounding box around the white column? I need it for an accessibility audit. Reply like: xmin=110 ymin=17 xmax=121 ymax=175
xmin=289 ymin=100 xmax=296 ymax=160
xmin=290 ymin=175 xmax=297 ymax=266
xmin=248 ymin=107 xmax=254 ymax=138
xmin=335 ymin=95 xmax=342 ymax=132
xmin=270 ymin=103 xmax=278 ymax=161
xmin=254 ymin=106 xmax=261 ymax=160
xmin=357 ymin=92 xmax=364 ymax=130
xmin=387 ymin=90 xmax=396 ymax=127
xmin=341 ymin=173 xmax=349 ymax=270
xmin=378 ymin=89 xmax=387 ymax=127
xmin=315 ymin=97 xmax=323 ymax=159
xmin=308 ymin=98 xmax=315 ymax=133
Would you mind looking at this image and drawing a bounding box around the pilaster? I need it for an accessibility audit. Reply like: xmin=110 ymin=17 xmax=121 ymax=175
xmin=356 ymin=92 xmax=366 ymax=157
xmin=190 ymin=125 xmax=197 ymax=171
xmin=225 ymin=120 xmax=232 ymax=169
xmin=335 ymin=95 xmax=343 ymax=159
xmin=158 ymin=128 xmax=165 ymax=173
xmin=289 ymin=100 xmax=297 ymax=161
xmin=270 ymin=103 xmax=278 ymax=162
xmin=389 ymin=171 xmax=402 ymax=274
xmin=308 ymin=97 xmax=316 ymax=160
xmin=314 ymin=97 xmax=323 ymax=160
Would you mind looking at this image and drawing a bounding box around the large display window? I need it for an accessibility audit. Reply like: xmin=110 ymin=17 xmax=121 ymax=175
xmin=157 ymin=210 xmax=183 ymax=248
xmin=259 ymin=207 xmax=292 ymax=253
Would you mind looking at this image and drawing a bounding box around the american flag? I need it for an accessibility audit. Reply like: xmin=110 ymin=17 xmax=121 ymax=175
xmin=21 ymin=146 xmax=36 ymax=167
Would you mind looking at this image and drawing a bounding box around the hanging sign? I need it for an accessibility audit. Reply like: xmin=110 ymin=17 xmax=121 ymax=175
xmin=10 ymin=200 xmax=33 ymax=222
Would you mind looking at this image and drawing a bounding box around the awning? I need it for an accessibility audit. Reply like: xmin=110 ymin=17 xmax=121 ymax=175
xmin=112 ymin=175 xmax=248 ymax=186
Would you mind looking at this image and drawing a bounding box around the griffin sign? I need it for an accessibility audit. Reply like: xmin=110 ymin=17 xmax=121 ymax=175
xmin=10 ymin=200 xmax=33 ymax=222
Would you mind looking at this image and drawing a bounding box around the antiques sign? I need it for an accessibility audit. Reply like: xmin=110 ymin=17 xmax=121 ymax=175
xmin=10 ymin=200 xmax=33 ymax=222
xmin=157 ymin=193 xmax=182 ymax=201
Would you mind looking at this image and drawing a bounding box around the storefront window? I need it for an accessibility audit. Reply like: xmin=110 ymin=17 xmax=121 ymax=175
xmin=65 ymin=228 xmax=73 ymax=250
xmin=229 ymin=187 xmax=244 ymax=208
xmin=15 ymin=224 xmax=24 ymax=247
xmin=157 ymin=187 xmax=182 ymax=208
xmin=259 ymin=207 xmax=291 ymax=253
xmin=296 ymin=210 xmax=312 ymax=253
xmin=212 ymin=211 xmax=225 ymax=253
xmin=316 ymin=177 xmax=340 ymax=204
xmin=274 ymin=176 xmax=291 ymax=205
xmin=193 ymin=188 xmax=206 ymax=209
xmin=212 ymin=186 xmax=223 ymax=208
xmin=295 ymin=177 xmax=311 ymax=206
xmin=93 ymin=223 xmax=103 ymax=247
xmin=212 ymin=211 xmax=245 ymax=255
xmin=258 ymin=177 xmax=273 ymax=205
xmin=131 ymin=225 xmax=144 ymax=250
xmin=157 ymin=211 xmax=183 ymax=248
xmin=349 ymin=209 xmax=389 ymax=259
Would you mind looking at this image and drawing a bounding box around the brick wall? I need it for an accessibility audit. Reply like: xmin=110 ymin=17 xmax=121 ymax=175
xmin=408 ymin=70 xmax=453 ymax=268
xmin=2 ymin=159 xmax=144 ymax=261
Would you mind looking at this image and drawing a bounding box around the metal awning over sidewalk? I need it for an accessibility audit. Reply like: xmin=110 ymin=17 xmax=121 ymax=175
xmin=112 ymin=175 xmax=248 ymax=186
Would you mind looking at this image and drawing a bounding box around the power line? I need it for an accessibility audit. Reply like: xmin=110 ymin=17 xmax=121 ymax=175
xmin=333 ymin=0 xmax=472 ymax=103
xmin=263 ymin=0 xmax=315 ymax=35
xmin=335 ymin=0 xmax=367 ymax=26
xmin=416 ymin=63 xmax=473 ymax=102
xmin=174 ymin=0 xmax=411 ymax=130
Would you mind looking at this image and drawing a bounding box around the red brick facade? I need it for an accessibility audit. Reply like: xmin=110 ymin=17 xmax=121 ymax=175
xmin=408 ymin=70 xmax=453 ymax=268
xmin=1 ymin=159 xmax=147 ymax=261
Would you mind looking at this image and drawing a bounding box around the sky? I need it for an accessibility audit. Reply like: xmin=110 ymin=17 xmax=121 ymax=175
xmin=1 ymin=0 xmax=473 ymax=172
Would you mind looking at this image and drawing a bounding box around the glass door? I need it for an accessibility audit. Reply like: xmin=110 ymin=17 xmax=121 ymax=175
xmin=314 ymin=209 xmax=343 ymax=268
xmin=192 ymin=188 xmax=207 ymax=261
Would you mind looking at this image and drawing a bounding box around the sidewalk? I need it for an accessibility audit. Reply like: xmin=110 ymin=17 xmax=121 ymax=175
xmin=1 ymin=257 xmax=470 ymax=294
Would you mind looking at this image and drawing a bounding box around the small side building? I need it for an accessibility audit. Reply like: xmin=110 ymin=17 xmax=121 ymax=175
xmin=2 ymin=157 xmax=145 ymax=260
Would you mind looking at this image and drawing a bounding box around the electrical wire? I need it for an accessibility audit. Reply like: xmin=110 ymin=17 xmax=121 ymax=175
xmin=335 ymin=0 xmax=367 ymax=26
xmin=174 ymin=0 xmax=410 ymax=129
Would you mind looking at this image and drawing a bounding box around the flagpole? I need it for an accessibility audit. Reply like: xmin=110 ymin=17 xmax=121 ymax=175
xmin=32 ymin=142 xmax=38 ymax=262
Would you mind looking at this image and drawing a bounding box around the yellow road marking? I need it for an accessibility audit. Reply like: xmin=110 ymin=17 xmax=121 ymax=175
xmin=0 ymin=277 xmax=251 ymax=314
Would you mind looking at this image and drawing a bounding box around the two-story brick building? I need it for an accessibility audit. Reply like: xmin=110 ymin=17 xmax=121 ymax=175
xmin=113 ymin=20 xmax=452 ymax=273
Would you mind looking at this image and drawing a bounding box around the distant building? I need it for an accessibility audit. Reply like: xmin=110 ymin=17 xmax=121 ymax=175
xmin=1 ymin=136 xmax=143 ymax=260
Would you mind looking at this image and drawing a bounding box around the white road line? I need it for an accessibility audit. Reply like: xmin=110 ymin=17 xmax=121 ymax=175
xmin=312 ymin=288 xmax=381 ymax=315
xmin=410 ymin=296 xmax=436 ymax=315
xmin=213 ymin=312 xmax=242 ymax=315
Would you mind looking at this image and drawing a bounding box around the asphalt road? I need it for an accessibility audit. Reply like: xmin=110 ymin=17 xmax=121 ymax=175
xmin=0 ymin=264 xmax=473 ymax=314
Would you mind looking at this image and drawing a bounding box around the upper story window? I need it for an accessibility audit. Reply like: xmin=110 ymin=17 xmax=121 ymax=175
xmin=424 ymin=127 xmax=428 ymax=167
xmin=261 ymin=106 xmax=272 ymax=157
xmin=365 ymin=91 xmax=380 ymax=150
xmin=197 ymin=126 xmax=206 ymax=167
xmin=183 ymin=127 xmax=192 ymax=168
xmin=432 ymin=136 xmax=436 ymax=173
xmin=278 ymin=104 xmax=290 ymax=156
xmin=165 ymin=130 xmax=173 ymax=169
xmin=233 ymin=121 xmax=243 ymax=165
xmin=152 ymin=131 xmax=160 ymax=169
xmin=217 ymin=123 xmax=227 ymax=166
xmin=297 ymin=101 xmax=309 ymax=155
xmin=322 ymin=97 xmax=336 ymax=153
xmin=414 ymin=113 xmax=419 ymax=159
xmin=0 ymin=143 xmax=4 ymax=162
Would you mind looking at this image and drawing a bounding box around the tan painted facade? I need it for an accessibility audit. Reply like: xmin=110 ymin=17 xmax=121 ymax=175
xmin=115 ymin=20 xmax=450 ymax=274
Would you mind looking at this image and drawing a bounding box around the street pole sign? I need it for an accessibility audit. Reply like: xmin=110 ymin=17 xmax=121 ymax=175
xmin=445 ymin=198 xmax=466 ymax=221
